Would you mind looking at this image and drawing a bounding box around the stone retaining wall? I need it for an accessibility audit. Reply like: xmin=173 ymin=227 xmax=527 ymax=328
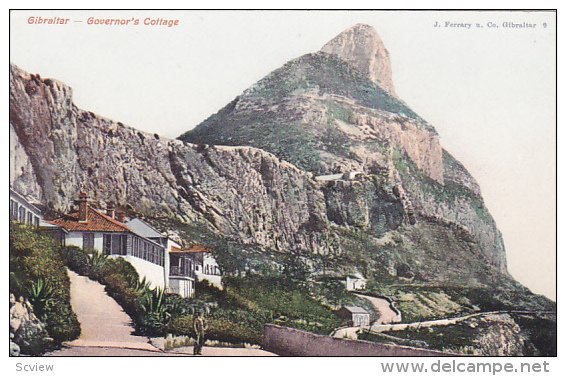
xmin=263 ymin=324 xmax=449 ymax=356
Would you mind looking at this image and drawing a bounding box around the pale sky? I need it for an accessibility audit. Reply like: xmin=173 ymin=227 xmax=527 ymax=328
xmin=9 ymin=10 xmax=556 ymax=299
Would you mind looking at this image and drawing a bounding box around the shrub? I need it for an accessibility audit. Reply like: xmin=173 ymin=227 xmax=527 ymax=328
xmin=88 ymin=252 xmax=109 ymax=280
xmin=10 ymin=223 xmax=80 ymax=350
xmin=133 ymin=277 xmax=153 ymax=295
xmin=168 ymin=315 xmax=195 ymax=337
xmin=207 ymin=317 xmax=263 ymax=345
xmin=168 ymin=314 xmax=262 ymax=345
xmin=42 ymin=300 xmax=81 ymax=344
xmin=100 ymin=257 xmax=140 ymax=288
xmin=225 ymin=276 xmax=340 ymax=335
xmin=195 ymin=279 xmax=224 ymax=301
xmin=139 ymin=289 xmax=171 ymax=336
xmin=60 ymin=246 xmax=91 ymax=275
xmin=101 ymin=273 xmax=142 ymax=319
xmin=27 ymin=278 xmax=54 ymax=321
xmin=164 ymin=293 xmax=196 ymax=317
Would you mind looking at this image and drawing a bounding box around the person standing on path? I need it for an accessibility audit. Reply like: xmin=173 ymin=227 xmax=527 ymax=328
xmin=193 ymin=310 xmax=208 ymax=355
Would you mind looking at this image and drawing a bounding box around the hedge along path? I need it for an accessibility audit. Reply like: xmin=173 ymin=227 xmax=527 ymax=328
xmin=63 ymin=269 xmax=159 ymax=352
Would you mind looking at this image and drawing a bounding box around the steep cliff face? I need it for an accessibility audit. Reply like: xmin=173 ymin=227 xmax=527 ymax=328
xmin=180 ymin=24 xmax=506 ymax=272
xmin=10 ymin=59 xmax=508 ymax=288
xmin=10 ymin=24 xmax=512 ymax=287
xmin=9 ymin=64 xmax=332 ymax=254
xmin=10 ymin=123 xmax=42 ymax=199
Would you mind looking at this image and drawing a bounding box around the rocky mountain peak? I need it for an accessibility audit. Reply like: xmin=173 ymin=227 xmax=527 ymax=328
xmin=320 ymin=24 xmax=397 ymax=98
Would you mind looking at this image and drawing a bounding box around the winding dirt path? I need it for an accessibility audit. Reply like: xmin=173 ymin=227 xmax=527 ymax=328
xmin=355 ymin=293 xmax=401 ymax=325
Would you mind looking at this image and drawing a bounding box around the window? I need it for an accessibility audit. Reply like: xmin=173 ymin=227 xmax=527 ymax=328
xmin=120 ymin=235 xmax=128 ymax=256
xmin=109 ymin=234 xmax=127 ymax=255
xmin=27 ymin=212 xmax=33 ymax=225
xmin=103 ymin=234 xmax=128 ymax=255
xmin=111 ymin=234 xmax=120 ymax=254
xmin=103 ymin=234 xmax=111 ymax=255
xmin=10 ymin=200 xmax=18 ymax=220
xmin=128 ymin=236 xmax=164 ymax=266
xmin=83 ymin=233 xmax=95 ymax=250
xmin=18 ymin=206 xmax=26 ymax=222
xmin=134 ymin=237 xmax=140 ymax=257
xmin=157 ymin=249 xmax=163 ymax=266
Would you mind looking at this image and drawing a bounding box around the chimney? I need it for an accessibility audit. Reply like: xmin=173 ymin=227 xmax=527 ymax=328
xmin=106 ymin=202 xmax=115 ymax=219
xmin=116 ymin=211 xmax=126 ymax=222
xmin=78 ymin=192 xmax=88 ymax=223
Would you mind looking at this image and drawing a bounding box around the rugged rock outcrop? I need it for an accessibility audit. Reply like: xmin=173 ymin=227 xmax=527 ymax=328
xmin=180 ymin=24 xmax=506 ymax=272
xmin=10 ymin=293 xmax=50 ymax=355
xmin=321 ymin=24 xmax=398 ymax=98
xmin=11 ymin=24 xmax=509 ymax=284
xmin=472 ymin=314 xmax=527 ymax=356
xmin=9 ymin=64 xmax=333 ymax=254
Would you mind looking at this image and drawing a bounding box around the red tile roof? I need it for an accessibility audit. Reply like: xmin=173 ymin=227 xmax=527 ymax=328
xmin=50 ymin=206 xmax=131 ymax=233
xmin=170 ymin=244 xmax=210 ymax=254
xmin=185 ymin=244 xmax=211 ymax=253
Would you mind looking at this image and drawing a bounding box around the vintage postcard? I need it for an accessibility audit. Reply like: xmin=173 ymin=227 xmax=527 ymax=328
xmin=7 ymin=7 xmax=557 ymax=370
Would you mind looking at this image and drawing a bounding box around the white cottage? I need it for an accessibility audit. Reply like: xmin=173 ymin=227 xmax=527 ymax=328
xmin=346 ymin=275 xmax=367 ymax=291
xmin=189 ymin=245 xmax=223 ymax=290
xmin=337 ymin=306 xmax=370 ymax=327
xmin=51 ymin=193 xmax=167 ymax=290
xmin=9 ymin=188 xmax=42 ymax=227
xmin=125 ymin=218 xmax=196 ymax=298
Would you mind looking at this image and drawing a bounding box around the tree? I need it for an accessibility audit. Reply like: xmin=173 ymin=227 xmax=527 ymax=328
xmin=282 ymin=251 xmax=312 ymax=287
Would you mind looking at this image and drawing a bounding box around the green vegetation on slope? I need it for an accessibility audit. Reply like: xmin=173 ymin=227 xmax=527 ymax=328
xmin=180 ymin=53 xmax=432 ymax=173
xmin=140 ymin=206 xmax=554 ymax=351
xmin=9 ymin=223 xmax=81 ymax=354
xmin=243 ymin=53 xmax=425 ymax=121
xmin=169 ymin=276 xmax=341 ymax=345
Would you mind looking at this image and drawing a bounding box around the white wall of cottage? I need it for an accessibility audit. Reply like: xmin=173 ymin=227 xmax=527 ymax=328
xmin=65 ymin=232 xmax=84 ymax=248
xmin=65 ymin=232 xmax=104 ymax=252
xmin=116 ymin=255 xmax=166 ymax=290
xmin=169 ymin=277 xmax=194 ymax=298
xmin=65 ymin=231 xmax=166 ymax=289
xmin=203 ymin=253 xmax=220 ymax=275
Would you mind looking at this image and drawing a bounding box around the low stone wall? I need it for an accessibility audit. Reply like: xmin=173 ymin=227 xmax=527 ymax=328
xmin=369 ymin=310 xmax=556 ymax=333
xmin=263 ymin=324 xmax=449 ymax=356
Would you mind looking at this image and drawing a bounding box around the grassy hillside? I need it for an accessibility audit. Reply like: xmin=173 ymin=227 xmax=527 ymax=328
xmin=151 ymin=217 xmax=554 ymax=348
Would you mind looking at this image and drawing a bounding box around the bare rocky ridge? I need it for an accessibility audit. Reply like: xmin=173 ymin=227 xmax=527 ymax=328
xmin=321 ymin=24 xmax=398 ymax=98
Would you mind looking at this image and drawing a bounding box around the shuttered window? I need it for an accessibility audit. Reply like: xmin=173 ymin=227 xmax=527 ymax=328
xmin=83 ymin=233 xmax=95 ymax=250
